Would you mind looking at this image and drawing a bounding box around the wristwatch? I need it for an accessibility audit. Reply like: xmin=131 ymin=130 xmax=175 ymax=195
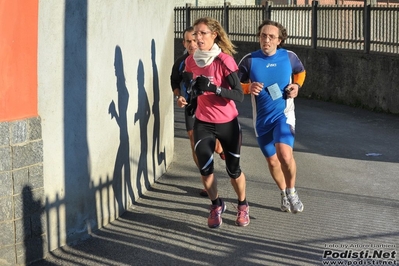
xmin=175 ymin=95 xmax=182 ymax=100
xmin=215 ymin=87 xmax=222 ymax=96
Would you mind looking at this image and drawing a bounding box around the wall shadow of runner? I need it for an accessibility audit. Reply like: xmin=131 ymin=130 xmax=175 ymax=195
xmin=134 ymin=60 xmax=151 ymax=195
xmin=109 ymin=46 xmax=134 ymax=214
xmin=151 ymin=39 xmax=166 ymax=179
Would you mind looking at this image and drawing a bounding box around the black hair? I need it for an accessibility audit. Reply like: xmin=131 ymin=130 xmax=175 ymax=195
xmin=256 ymin=19 xmax=288 ymax=47
xmin=182 ymin=26 xmax=194 ymax=38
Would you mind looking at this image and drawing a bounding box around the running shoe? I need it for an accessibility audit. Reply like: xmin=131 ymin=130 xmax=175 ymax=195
xmin=235 ymin=204 xmax=250 ymax=226
xmin=280 ymin=194 xmax=291 ymax=212
xmin=287 ymin=191 xmax=304 ymax=214
xmin=208 ymin=199 xmax=226 ymax=228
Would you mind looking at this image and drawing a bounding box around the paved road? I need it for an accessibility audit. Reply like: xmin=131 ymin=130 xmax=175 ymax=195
xmin=34 ymin=96 xmax=399 ymax=266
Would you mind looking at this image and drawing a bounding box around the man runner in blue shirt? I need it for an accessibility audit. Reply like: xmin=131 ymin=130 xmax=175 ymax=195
xmin=238 ymin=20 xmax=306 ymax=213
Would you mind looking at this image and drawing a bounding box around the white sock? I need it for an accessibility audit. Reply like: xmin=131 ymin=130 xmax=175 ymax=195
xmin=287 ymin=187 xmax=296 ymax=195
xmin=280 ymin=189 xmax=286 ymax=197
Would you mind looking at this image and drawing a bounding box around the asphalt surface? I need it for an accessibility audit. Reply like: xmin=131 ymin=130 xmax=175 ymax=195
xmin=33 ymin=96 xmax=399 ymax=266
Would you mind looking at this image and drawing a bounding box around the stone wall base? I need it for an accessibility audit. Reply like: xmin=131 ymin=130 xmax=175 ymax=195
xmin=0 ymin=117 xmax=47 ymax=265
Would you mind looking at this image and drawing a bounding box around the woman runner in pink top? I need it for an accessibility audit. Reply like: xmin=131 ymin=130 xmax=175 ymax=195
xmin=184 ymin=17 xmax=249 ymax=228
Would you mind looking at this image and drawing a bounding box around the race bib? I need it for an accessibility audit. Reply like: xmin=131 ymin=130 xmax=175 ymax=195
xmin=267 ymin=83 xmax=282 ymax=100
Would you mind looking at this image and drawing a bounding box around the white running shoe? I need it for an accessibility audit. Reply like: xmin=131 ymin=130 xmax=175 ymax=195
xmin=287 ymin=191 xmax=304 ymax=214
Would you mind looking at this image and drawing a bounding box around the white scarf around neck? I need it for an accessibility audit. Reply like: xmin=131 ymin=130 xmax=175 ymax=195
xmin=193 ymin=43 xmax=222 ymax=67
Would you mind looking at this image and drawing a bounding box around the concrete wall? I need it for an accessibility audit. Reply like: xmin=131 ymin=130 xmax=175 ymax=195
xmin=176 ymin=40 xmax=399 ymax=114
xmin=38 ymin=0 xmax=175 ymax=254
xmin=236 ymin=42 xmax=399 ymax=114
xmin=289 ymin=47 xmax=399 ymax=114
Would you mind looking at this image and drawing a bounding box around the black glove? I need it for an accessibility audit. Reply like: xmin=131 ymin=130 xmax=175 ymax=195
xmin=194 ymin=75 xmax=217 ymax=93
xmin=187 ymin=79 xmax=202 ymax=98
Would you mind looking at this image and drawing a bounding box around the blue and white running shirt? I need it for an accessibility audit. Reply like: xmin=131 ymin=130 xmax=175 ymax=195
xmin=238 ymin=48 xmax=305 ymax=137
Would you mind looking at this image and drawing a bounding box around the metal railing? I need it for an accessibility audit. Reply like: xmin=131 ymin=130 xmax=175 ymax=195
xmin=174 ymin=2 xmax=399 ymax=54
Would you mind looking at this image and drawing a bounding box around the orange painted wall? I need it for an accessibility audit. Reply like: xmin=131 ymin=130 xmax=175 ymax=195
xmin=0 ymin=0 xmax=38 ymax=122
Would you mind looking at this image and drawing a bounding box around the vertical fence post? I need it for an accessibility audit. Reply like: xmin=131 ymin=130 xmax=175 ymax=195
xmin=364 ymin=4 xmax=371 ymax=53
xmin=263 ymin=1 xmax=272 ymax=20
xmin=311 ymin=0 xmax=318 ymax=49
xmin=224 ymin=2 xmax=230 ymax=34
xmin=185 ymin=3 xmax=191 ymax=30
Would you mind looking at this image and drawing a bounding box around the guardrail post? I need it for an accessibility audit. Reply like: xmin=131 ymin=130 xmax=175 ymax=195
xmin=311 ymin=0 xmax=318 ymax=49
xmin=224 ymin=2 xmax=230 ymax=33
xmin=263 ymin=1 xmax=272 ymax=20
xmin=364 ymin=4 xmax=371 ymax=53
xmin=185 ymin=3 xmax=191 ymax=29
